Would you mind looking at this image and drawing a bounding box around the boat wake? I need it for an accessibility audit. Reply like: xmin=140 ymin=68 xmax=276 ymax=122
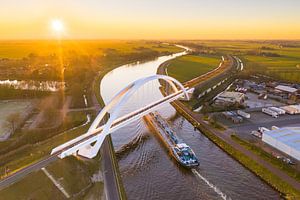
xmin=116 ymin=130 xmax=149 ymax=158
xmin=191 ymin=169 xmax=231 ymax=200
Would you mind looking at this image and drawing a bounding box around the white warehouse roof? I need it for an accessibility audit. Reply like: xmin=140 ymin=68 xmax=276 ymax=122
xmin=262 ymin=127 xmax=300 ymax=160
xmin=218 ymin=91 xmax=245 ymax=99
xmin=275 ymin=85 xmax=298 ymax=93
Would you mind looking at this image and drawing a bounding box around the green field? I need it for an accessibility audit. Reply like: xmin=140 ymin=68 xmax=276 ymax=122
xmin=166 ymin=54 xmax=221 ymax=82
xmin=0 ymin=156 xmax=101 ymax=199
xmin=243 ymin=53 xmax=300 ymax=82
xmin=181 ymin=40 xmax=300 ymax=83
xmin=0 ymin=170 xmax=66 ymax=200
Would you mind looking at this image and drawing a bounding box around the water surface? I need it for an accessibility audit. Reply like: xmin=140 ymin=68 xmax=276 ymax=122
xmin=100 ymin=50 xmax=279 ymax=200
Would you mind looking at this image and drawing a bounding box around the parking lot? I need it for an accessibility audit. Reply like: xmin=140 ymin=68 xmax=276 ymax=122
xmin=245 ymin=92 xmax=284 ymax=108
xmin=215 ymin=111 xmax=300 ymax=140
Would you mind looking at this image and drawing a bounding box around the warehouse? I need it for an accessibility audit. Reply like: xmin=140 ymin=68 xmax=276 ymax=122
xmin=274 ymin=85 xmax=299 ymax=100
xmin=215 ymin=91 xmax=245 ymax=105
xmin=275 ymin=85 xmax=298 ymax=94
xmin=262 ymin=127 xmax=300 ymax=161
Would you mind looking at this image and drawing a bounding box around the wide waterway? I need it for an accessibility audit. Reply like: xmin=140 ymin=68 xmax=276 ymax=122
xmin=100 ymin=49 xmax=280 ymax=199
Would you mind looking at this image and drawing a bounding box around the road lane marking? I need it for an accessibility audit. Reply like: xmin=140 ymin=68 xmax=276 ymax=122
xmin=42 ymin=167 xmax=70 ymax=198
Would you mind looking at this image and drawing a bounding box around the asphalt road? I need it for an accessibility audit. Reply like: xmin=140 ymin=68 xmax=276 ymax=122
xmin=102 ymin=136 xmax=123 ymax=200
xmin=0 ymin=154 xmax=58 ymax=190
xmin=221 ymin=111 xmax=300 ymax=135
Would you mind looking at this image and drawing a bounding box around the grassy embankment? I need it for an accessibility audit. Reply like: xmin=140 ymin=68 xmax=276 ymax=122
xmin=162 ymin=53 xmax=235 ymax=110
xmin=0 ymin=124 xmax=97 ymax=199
xmin=231 ymin=135 xmax=300 ymax=183
xmin=0 ymin=156 xmax=100 ymax=200
xmin=163 ymin=54 xmax=221 ymax=108
xmin=171 ymin=101 xmax=300 ymax=199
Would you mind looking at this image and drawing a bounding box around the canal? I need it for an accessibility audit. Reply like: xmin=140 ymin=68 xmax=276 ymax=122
xmin=100 ymin=49 xmax=279 ymax=199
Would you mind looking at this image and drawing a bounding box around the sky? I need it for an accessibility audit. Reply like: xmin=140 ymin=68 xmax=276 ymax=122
xmin=0 ymin=0 xmax=300 ymax=40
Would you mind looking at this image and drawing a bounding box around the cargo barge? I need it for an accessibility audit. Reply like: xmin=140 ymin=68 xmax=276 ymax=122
xmin=144 ymin=112 xmax=199 ymax=167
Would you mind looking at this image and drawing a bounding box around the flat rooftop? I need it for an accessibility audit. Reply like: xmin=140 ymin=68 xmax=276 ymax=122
xmin=218 ymin=91 xmax=244 ymax=99
xmin=275 ymin=85 xmax=298 ymax=93
xmin=264 ymin=127 xmax=300 ymax=151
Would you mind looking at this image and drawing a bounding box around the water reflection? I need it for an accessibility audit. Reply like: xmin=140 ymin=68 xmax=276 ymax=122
xmin=0 ymin=79 xmax=65 ymax=91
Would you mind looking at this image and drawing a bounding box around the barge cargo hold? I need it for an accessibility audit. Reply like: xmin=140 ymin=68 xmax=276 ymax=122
xmin=144 ymin=112 xmax=199 ymax=167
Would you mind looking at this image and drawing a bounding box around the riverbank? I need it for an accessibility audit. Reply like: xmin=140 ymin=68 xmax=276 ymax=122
xmin=92 ymin=70 xmax=127 ymax=200
xmin=97 ymin=45 xmax=281 ymax=199
xmin=157 ymin=56 xmax=300 ymax=199
xmin=92 ymin=46 xmax=185 ymax=200
xmin=158 ymin=54 xmax=236 ymax=110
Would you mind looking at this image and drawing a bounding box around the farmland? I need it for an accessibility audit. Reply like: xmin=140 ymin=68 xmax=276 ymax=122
xmin=242 ymin=53 xmax=300 ymax=83
xmin=0 ymin=40 xmax=181 ymax=59
xmin=166 ymin=54 xmax=221 ymax=82
xmin=180 ymin=40 xmax=300 ymax=83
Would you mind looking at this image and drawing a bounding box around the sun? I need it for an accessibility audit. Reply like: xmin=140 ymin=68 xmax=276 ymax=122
xmin=51 ymin=19 xmax=64 ymax=33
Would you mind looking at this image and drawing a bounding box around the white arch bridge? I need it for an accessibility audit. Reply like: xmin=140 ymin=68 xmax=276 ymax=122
xmin=51 ymin=75 xmax=192 ymax=159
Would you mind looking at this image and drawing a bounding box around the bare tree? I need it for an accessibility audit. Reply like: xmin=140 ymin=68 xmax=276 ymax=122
xmin=6 ymin=113 xmax=21 ymax=133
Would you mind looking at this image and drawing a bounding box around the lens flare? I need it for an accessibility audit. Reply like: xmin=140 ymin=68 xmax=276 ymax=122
xmin=51 ymin=19 xmax=64 ymax=33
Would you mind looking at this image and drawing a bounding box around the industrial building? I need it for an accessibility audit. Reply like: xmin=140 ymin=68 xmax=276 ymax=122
xmin=215 ymin=91 xmax=245 ymax=105
xmin=274 ymin=85 xmax=299 ymax=100
xmin=262 ymin=127 xmax=300 ymax=161
xmin=275 ymin=85 xmax=298 ymax=94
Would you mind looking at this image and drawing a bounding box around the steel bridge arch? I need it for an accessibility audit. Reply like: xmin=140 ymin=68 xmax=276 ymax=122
xmin=78 ymin=74 xmax=189 ymax=158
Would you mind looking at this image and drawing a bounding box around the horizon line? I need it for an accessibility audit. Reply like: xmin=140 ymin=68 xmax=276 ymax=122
xmin=0 ymin=38 xmax=300 ymax=42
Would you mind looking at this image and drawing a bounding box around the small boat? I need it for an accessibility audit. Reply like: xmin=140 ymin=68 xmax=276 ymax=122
xmin=146 ymin=112 xmax=199 ymax=168
xmin=172 ymin=143 xmax=199 ymax=167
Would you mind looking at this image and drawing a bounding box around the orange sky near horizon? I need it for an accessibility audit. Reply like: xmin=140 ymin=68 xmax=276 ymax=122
xmin=0 ymin=0 xmax=300 ymax=40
